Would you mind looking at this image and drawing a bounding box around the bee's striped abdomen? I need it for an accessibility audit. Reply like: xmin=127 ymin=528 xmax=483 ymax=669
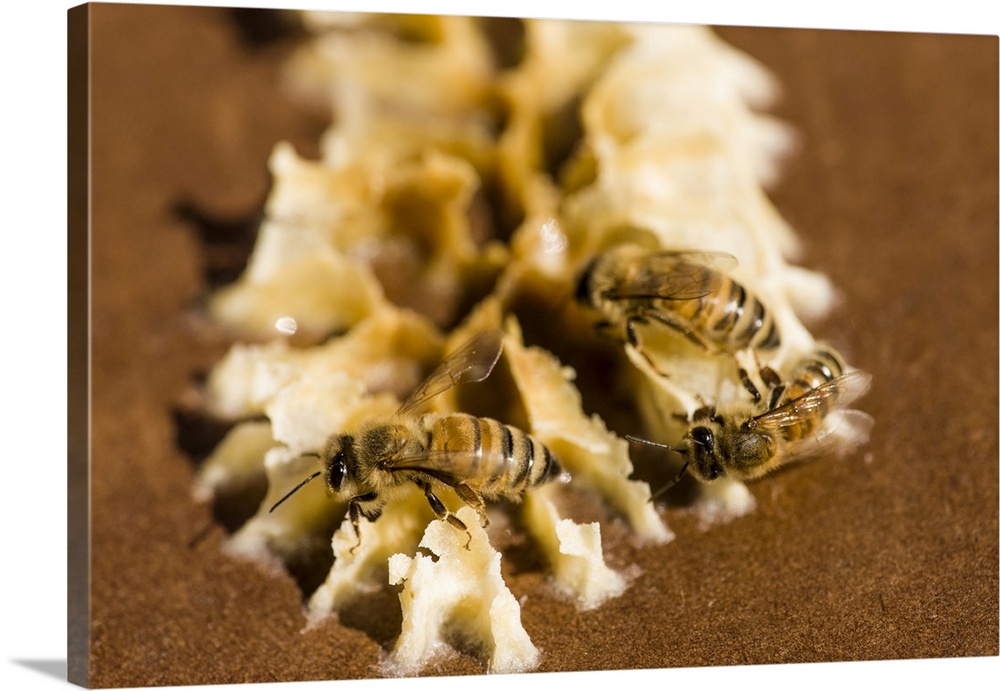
xmin=782 ymin=346 xmax=845 ymax=402
xmin=428 ymin=414 xmax=561 ymax=500
xmin=777 ymin=345 xmax=847 ymax=440
xmin=663 ymin=269 xmax=779 ymax=354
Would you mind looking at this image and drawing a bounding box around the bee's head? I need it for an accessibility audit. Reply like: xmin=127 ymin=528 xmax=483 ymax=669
xmin=687 ymin=424 xmax=725 ymax=482
xmin=324 ymin=434 xmax=354 ymax=492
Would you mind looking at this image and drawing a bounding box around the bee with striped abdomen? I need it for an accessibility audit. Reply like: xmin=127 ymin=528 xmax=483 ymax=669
xmin=629 ymin=343 xmax=873 ymax=486
xmin=270 ymin=329 xmax=563 ymax=541
xmin=574 ymin=244 xmax=780 ymax=370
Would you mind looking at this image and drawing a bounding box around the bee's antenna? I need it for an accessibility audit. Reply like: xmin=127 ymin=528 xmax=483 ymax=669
xmin=648 ymin=461 xmax=690 ymax=503
xmin=624 ymin=435 xmax=688 ymax=503
xmin=269 ymin=469 xmax=322 ymax=513
xmin=624 ymin=434 xmax=684 ymax=454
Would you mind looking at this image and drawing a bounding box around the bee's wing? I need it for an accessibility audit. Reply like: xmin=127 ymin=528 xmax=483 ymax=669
xmin=607 ymin=250 xmax=739 ymax=301
xmin=382 ymin=448 xmax=505 ymax=487
xmin=779 ymin=409 xmax=876 ymax=463
xmin=752 ymin=370 xmax=873 ymax=431
xmin=396 ymin=329 xmax=504 ymax=417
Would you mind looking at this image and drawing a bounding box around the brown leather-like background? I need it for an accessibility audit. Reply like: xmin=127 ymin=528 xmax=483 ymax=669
xmin=72 ymin=4 xmax=998 ymax=687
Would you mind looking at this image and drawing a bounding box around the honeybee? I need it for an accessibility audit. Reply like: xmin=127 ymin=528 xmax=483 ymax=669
xmin=270 ymin=329 xmax=563 ymax=541
xmin=629 ymin=344 xmax=873 ymax=487
xmin=574 ymin=244 xmax=780 ymax=368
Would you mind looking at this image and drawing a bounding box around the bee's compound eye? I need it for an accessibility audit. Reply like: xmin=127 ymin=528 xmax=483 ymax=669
xmin=329 ymin=451 xmax=347 ymax=491
xmin=707 ymin=463 xmax=723 ymax=480
xmin=325 ymin=434 xmax=353 ymax=491
xmin=691 ymin=426 xmax=714 ymax=449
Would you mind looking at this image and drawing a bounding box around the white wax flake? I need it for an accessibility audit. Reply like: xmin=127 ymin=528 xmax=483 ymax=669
xmin=308 ymin=490 xmax=434 ymax=623
xmin=274 ymin=315 xmax=298 ymax=335
xmin=540 ymin=218 xmax=568 ymax=256
xmin=505 ymin=182 xmax=573 ymax=280
xmin=503 ymin=318 xmax=672 ymax=543
xmin=264 ymin=371 xmax=401 ymax=453
xmin=209 ymin=248 xmax=389 ymax=340
xmin=823 ymin=409 xmax=877 ymax=458
xmin=384 ymin=507 xmax=540 ymax=676
xmin=204 ymin=340 xmax=292 ymax=419
xmin=693 ymin=478 xmax=758 ymax=530
xmin=523 ymin=490 xmax=631 ymax=610
xmin=193 ymin=420 xmax=276 ymax=500
xmin=225 ymin=447 xmax=339 ymax=561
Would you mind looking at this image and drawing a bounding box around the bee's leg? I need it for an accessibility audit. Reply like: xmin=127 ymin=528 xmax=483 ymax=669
xmin=347 ymin=492 xmax=380 ymax=535
xmin=766 ymin=385 xmax=786 ymax=411
xmin=416 ymin=480 xmax=472 ymax=549
xmin=761 ymin=370 xmax=785 ymax=411
xmin=346 ymin=492 xmax=380 ymax=555
xmin=749 ymin=349 xmax=785 ymax=410
xmin=760 ymin=366 xmax=781 ymax=389
xmin=738 ymin=367 xmax=763 ymax=403
xmin=624 ymin=318 xmax=645 ymax=347
xmin=626 ymin=319 xmax=674 ymax=378
xmin=689 ymin=402 xmax=716 ymax=422
xmin=751 ymin=350 xmax=781 ymax=387
xmin=763 ymin=374 xmax=785 ymax=410
xmin=452 ymin=484 xmax=488 ymax=528
xmin=643 ymin=312 xmax=719 ymax=355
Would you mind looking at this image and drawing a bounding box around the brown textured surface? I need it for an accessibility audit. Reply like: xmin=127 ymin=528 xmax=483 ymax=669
xmin=75 ymin=4 xmax=999 ymax=687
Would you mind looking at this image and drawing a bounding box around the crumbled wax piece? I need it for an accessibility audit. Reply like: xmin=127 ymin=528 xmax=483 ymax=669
xmin=194 ymin=419 xmax=277 ymax=501
xmin=384 ymin=507 xmax=540 ymax=676
xmin=560 ymin=25 xmax=803 ymax=272
xmin=522 ymin=488 xmax=630 ymax=610
xmin=208 ymin=246 xmax=389 ymax=340
xmin=203 ymin=340 xmax=292 ymax=420
xmin=253 ymin=142 xmax=389 ymax=258
xmin=264 ymin=372 xmax=398 ymax=454
xmin=823 ymin=409 xmax=876 ymax=459
xmin=693 ymin=478 xmax=758 ymax=529
xmin=213 ymin=139 xmax=504 ymax=333
xmin=496 ymin=19 xmax=632 ymax=220
xmin=288 ymin=14 xmax=495 ymax=125
xmin=226 ymin=446 xmax=342 ymax=562
xmin=309 ymin=489 xmax=435 ymax=622
xmin=503 ymin=318 xmax=672 ymax=543
xmin=765 ymin=264 xmax=837 ymax=323
xmin=506 ymin=181 xmax=571 ymax=279
xmin=581 ymin=24 xmax=795 ymax=187
xmin=204 ymin=306 xmax=443 ymax=423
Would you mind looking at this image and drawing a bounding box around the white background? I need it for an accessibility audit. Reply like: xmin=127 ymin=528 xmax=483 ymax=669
xmin=1 ymin=1 xmax=997 ymax=690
